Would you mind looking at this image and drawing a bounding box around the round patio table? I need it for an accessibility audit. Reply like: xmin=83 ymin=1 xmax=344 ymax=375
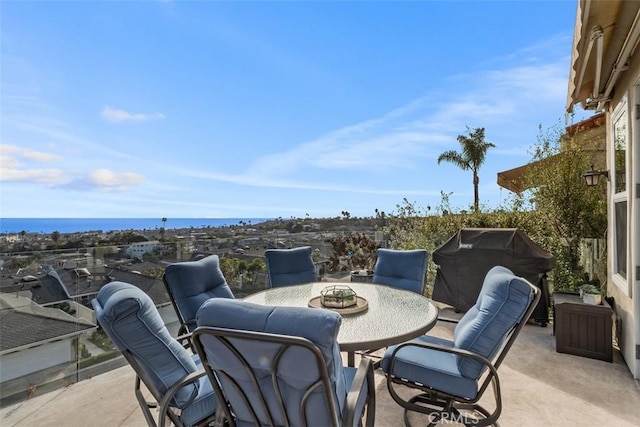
xmin=243 ymin=282 xmax=439 ymax=366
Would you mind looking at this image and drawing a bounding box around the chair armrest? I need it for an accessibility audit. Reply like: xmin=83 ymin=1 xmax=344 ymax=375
xmin=158 ymin=369 xmax=209 ymax=427
xmin=344 ymin=357 xmax=376 ymax=427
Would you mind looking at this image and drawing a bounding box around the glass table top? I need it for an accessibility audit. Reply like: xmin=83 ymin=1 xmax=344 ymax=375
xmin=243 ymin=282 xmax=439 ymax=352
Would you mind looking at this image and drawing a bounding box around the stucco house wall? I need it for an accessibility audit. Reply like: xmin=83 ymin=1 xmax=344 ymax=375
xmin=605 ymin=48 xmax=640 ymax=377
xmin=0 ymin=339 xmax=74 ymax=382
xmin=566 ymin=0 xmax=640 ymax=379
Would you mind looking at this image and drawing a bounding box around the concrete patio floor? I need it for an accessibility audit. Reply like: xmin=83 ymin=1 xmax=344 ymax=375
xmin=2 ymin=318 xmax=640 ymax=426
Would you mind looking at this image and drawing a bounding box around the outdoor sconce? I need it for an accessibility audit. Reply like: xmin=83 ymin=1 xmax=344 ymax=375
xmin=583 ymin=165 xmax=609 ymax=187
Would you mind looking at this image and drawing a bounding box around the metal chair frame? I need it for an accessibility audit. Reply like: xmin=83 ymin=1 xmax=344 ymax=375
xmin=385 ymin=283 xmax=540 ymax=427
xmin=121 ymin=350 xmax=218 ymax=427
xmin=193 ymin=326 xmax=375 ymax=427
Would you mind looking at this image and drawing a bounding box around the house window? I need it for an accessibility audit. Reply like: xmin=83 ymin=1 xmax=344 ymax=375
xmin=611 ymin=95 xmax=629 ymax=293
xmin=613 ymin=105 xmax=627 ymax=194
xmin=614 ymin=201 xmax=627 ymax=279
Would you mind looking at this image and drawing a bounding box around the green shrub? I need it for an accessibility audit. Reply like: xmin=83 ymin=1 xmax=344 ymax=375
xmin=383 ymin=121 xmax=607 ymax=296
xmin=326 ymin=233 xmax=381 ymax=272
xmin=384 ymin=199 xmax=600 ymax=296
xmin=89 ymin=330 xmax=116 ymax=351
xmin=77 ymin=351 xmax=121 ymax=369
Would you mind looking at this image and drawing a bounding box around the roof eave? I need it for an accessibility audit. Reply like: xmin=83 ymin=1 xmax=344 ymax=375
xmin=567 ymin=0 xmax=590 ymax=114
xmin=567 ymin=0 xmax=640 ymax=114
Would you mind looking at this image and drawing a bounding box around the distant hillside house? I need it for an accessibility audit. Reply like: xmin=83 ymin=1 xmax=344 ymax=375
xmin=126 ymin=241 xmax=160 ymax=259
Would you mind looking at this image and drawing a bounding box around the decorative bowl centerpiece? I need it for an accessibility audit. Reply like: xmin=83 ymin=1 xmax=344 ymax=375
xmin=320 ymin=285 xmax=358 ymax=309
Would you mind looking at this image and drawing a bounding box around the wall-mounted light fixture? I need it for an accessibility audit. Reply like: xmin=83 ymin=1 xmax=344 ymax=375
xmin=583 ymin=165 xmax=609 ymax=187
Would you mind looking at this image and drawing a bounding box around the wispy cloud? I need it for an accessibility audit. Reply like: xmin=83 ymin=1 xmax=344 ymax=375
xmin=270 ymin=54 xmax=566 ymax=174
xmin=174 ymin=165 xmax=442 ymax=197
xmin=5 ymin=113 xmax=135 ymax=159
xmin=1 ymin=167 xmax=70 ymax=186
xmin=88 ymin=169 xmax=145 ymax=191
xmin=168 ymin=39 xmax=569 ymax=198
xmin=101 ymin=106 xmax=166 ymax=123
xmin=0 ymin=144 xmax=144 ymax=191
xmin=22 ymin=150 xmax=62 ymax=163
xmin=0 ymin=145 xmax=71 ymax=186
xmin=0 ymin=22 xmax=573 ymax=215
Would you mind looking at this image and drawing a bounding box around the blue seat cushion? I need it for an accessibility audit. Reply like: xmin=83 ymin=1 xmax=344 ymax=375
xmin=454 ymin=266 xmax=533 ymax=379
xmin=381 ymin=335 xmax=479 ymax=400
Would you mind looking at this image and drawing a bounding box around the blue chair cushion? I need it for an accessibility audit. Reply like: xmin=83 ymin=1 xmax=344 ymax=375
xmin=372 ymin=249 xmax=429 ymax=294
xmin=381 ymin=335 xmax=479 ymax=400
xmin=164 ymin=255 xmax=234 ymax=329
xmin=93 ymin=282 xmax=204 ymax=409
xmin=196 ymin=298 xmax=347 ymax=423
xmin=453 ymin=266 xmax=533 ymax=379
xmin=265 ymin=246 xmax=317 ymax=288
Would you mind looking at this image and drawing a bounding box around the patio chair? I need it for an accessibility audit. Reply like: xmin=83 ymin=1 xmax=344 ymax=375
xmin=92 ymin=281 xmax=220 ymax=427
xmin=381 ymin=266 xmax=540 ymax=427
xmin=372 ymin=248 xmax=429 ymax=294
xmin=163 ymin=254 xmax=235 ymax=336
xmin=264 ymin=246 xmax=317 ymax=288
xmin=358 ymin=248 xmax=429 ymax=366
xmin=192 ymin=298 xmax=376 ymax=427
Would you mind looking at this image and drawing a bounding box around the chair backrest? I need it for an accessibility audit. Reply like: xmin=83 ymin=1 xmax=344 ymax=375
xmin=163 ymin=255 xmax=234 ymax=332
xmin=264 ymin=246 xmax=316 ymax=288
xmin=193 ymin=299 xmax=346 ymax=427
xmin=453 ymin=266 xmax=539 ymax=379
xmin=372 ymin=248 xmax=429 ymax=294
xmin=92 ymin=281 xmax=199 ymax=408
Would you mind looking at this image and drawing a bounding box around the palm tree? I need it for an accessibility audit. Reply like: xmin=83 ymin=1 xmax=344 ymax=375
xmin=437 ymin=127 xmax=495 ymax=212
xmin=161 ymin=217 xmax=167 ymax=241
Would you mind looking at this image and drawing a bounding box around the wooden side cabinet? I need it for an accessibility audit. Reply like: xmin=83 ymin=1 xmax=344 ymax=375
xmin=553 ymin=292 xmax=613 ymax=362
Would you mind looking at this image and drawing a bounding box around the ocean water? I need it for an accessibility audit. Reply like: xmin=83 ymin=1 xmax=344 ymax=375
xmin=0 ymin=218 xmax=272 ymax=234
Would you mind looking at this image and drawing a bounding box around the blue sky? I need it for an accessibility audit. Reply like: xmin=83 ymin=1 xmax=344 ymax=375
xmin=1 ymin=0 xmax=588 ymax=219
